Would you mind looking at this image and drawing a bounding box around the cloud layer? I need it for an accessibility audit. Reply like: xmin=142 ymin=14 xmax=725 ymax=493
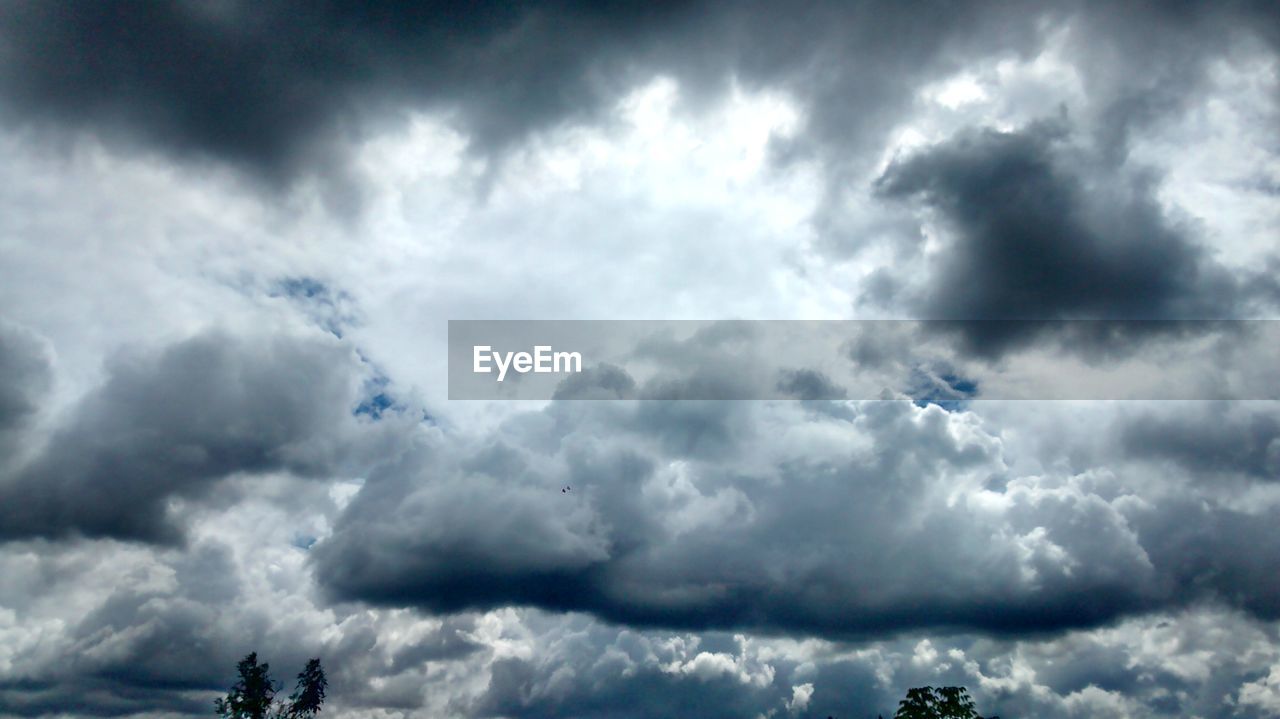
xmin=1 ymin=1 xmax=1278 ymax=718
xmin=0 ymin=330 xmax=384 ymax=544
xmin=314 ymin=398 xmax=1280 ymax=638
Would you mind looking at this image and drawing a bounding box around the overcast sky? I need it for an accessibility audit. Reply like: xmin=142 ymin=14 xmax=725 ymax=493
xmin=1 ymin=2 xmax=1279 ymax=718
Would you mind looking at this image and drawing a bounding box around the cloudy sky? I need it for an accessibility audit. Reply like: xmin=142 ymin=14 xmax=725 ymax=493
xmin=1 ymin=2 xmax=1279 ymax=717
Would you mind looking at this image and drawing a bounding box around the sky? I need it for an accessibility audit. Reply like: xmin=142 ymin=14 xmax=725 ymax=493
xmin=1 ymin=2 xmax=1279 ymax=717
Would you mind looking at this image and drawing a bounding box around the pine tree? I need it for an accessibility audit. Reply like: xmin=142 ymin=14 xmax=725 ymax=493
xmin=215 ymin=653 xmax=327 ymax=719
xmin=283 ymin=658 xmax=327 ymax=719
xmin=214 ymin=653 xmax=277 ymax=719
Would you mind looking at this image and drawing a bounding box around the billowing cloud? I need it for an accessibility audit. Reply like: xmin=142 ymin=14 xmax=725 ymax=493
xmin=12 ymin=2 xmax=1271 ymax=203
xmin=1121 ymin=401 xmax=1280 ymax=481
xmin=873 ymin=121 xmax=1270 ymax=354
xmin=0 ymin=329 xmax=386 ymax=544
xmin=314 ymin=398 xmax=1280 ymax=638
xmin=0 ymin=321 xmax=51 ymax=463
xmin=1 ymin=1 xmax=1278 ymax=717
xmin=0 ymin=1 xmax=1032 ymax=185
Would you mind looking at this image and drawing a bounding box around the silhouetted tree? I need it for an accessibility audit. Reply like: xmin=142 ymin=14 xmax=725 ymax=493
xmin=215 ymin=653 xmax=277 ymax=719
xmin=215 ymin=653 xmax=327 ymax=719
xmin=893 ymin=686 xmax=997 ymax=719
xmin=283 ymin=658 xmax=327 ymax=718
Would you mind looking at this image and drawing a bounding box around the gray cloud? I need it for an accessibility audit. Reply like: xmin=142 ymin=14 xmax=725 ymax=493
xmin=1122 ymin=402 xmax=1280 ymax=481
xmin=2 ymin=0 xmax=1272 ymax=257
xmin=471 ymin=625 xmax=829 ymax=719
xmin=2 ymin=2 xmax=1279 ymax=717
xmin=0 ymin=541 xmax=250 ymax=716
xmin=465 ymin=607 xmax=1280 ymax=719
xmin=0 ymin=321 xmax=51 ymax=463
xmin=313 ymin=398 xmax=1280 ymax=641
xmin=0 ymin=0 xmax=715 ymax=192
xmin=873 ymin=121 xmax=1270 ymax=355
xmin=1131 ymin=497 xmax=1280 ymax=620
xmin=0 ymin=330 xmax=379 ymax=544
xmin=0 ymin=3 xmax=1112 ymax=192
xmin=776 ymin=368 xmax=848 ymax=401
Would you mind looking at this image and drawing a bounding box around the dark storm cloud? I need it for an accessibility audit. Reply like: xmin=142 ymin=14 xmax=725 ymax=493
xmin=0 ymin=678 xmax=211 ymax=718
xmin=0 ymin=0 xmax=713 ymax=185
xmin=1122 ymin=402 xmax=1280 ymax=481
xmin=0 ymin=1 xmax=1274 ymax=226
xmin=776 ymin=368 xmax=847 ymax=401
xmin=478 ymin=656 xmax=776 ymax=719
xmin=0 ymin=330 xmax=378 ymax=544
xmin=1132 ymin=497 xmax=1280 ymax=620
xmin=387 ymin=616 xmax=484 ymax=672
xmin=470 ymin=621 xmax=1045 ymax=719
xmin=773 ymin=0 xmax=1278 ymax=256
xmin=2 ymin=1 xmax=1273 ymax=244
xmin=466 ymin=608 xmax=1280 ymax=719
xmin=312 ymin=397 xmax=1280 ymax=640
xmin=1066 ymin=1 xmax=1280 ymax=160
xmin=873 ymin=121 xmax=1270 ymax=355
xmin=466 ymin=612 xmax=1280 ymax=719
xmin=4 ymin=3 xmax=1280 ymax=717
xmin=0 ymin=536 xmax=357 ymax=718
xmin=550 ymin=363 xmax=637 ymax=401
xmin=0 ymin=542 xmax=240 ymax=715
xmin=473 ymin=634 xmax=808 ymax=719
xmin=0 ymin=322 xmax=51 ymax=462
xmin=0 ymin=1 xmax=1053 ymax=190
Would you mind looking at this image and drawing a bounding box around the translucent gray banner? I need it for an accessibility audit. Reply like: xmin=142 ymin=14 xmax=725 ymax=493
xmin=447 ymin=320 xmax=1279 ymax=400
